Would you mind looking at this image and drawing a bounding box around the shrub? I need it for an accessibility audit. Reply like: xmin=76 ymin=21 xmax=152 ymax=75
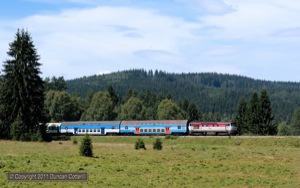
xmin=135 ymin=138 xmax=146 ymax=150
xmin=72 ymin=138 xmax=78 ymax=145
xmin=80 ymin=134 xmax=93 ymax=157
xmin=153 ymin=138 xmax=163 ymax=150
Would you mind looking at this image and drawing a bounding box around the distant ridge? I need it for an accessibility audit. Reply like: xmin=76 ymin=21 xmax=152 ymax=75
xmin=66 ymin=69 xmax=300 ymax=122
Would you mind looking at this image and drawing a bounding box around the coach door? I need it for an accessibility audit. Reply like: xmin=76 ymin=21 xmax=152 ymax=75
xmin=135 ymin=127 xmax=140 ymax=135
xmin=74 ymin=128 xmax=78 ymax=135
xmin=101 ymin=128 xmax=105 ymax=135
xmin=165 ymin=127 xmax=170 ymax=135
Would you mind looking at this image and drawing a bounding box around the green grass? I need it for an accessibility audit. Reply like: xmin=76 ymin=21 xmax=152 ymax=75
xmin=0 ymin=136 xmax=299 ymax=187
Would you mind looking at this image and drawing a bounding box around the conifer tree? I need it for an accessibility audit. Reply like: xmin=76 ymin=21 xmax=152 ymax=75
xmin=248 ymin=92 xmax=260 ymax=134
xmin=79 ymin=134 xmax=93 ymax=157
xmin=259 ymin=88 xmax=275 ymax=135
xmin=290 ymin=107 xmax=300 ymax=135
xmin=187 ymin=103 xmax=201 ymax=121
xmin=235 ymin=97 xmax=249 ymax=135
xmin=0 ymin=29 xmax=44 ymax=140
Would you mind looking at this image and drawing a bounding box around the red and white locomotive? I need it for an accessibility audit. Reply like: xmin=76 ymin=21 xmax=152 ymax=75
xmin=188 ymin=122 xmax=237 ymax=135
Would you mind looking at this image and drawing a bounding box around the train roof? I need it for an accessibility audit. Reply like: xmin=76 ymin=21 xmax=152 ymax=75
xmin=121 ymin=120 xmax=188 ymax=125
xmin=60 ymin=121 xmax=121 ymax=126
xmin=190 ymin=122 xmax=233 ymax=124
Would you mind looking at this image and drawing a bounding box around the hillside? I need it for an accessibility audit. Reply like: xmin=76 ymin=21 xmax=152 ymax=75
xmin=66 ymin=69 xmax=300 ymax=122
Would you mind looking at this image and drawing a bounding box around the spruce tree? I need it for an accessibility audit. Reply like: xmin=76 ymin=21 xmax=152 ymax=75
xmin=153 ymin=138 xmax=163 ymax=150
xmin=259 ymin=88 xmax=275 ymax=135
xmin=248 ymin=92 xmax=260 ymax=134
xmin=290 ymin=107 xmax=300 ymax=135
xmin=0 ymin=29 xmax=44 ymax=140
xmin=235 ymin=97 xmax=249 ymax=135
xmin=79 ymin=134 xmax=93 ymax=157
xmin=187 ymin=103 xmax=200 ymax=121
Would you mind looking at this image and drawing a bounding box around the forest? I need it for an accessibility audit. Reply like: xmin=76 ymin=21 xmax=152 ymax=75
xmin=66 ymin=70 xmax=300 ymax=121
xmin=1 ymin=29 xmax=300 ymax=141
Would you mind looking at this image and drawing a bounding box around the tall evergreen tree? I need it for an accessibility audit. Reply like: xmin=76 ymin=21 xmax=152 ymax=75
xmin=107 ymin=85 xmax=120 ymax=106
xmin=187 ymin=103 xmax=200 ymax=121
xmin=179 ymin=98 xmax=189 ymax=119
xmin=259 ymin=88 xmax=275 ymax=135
xmin=248 ymin=92 xmax=260 ymax=134
xmin=235 ymin=97 xmax=249 ymax=135
xmin=0 ymin=29 xmax=44 ymax=140
xmin=290 ymin=107 xmax=300 ymax=135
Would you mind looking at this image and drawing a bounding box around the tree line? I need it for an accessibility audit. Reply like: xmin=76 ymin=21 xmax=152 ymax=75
xmin=0 ymin=29 xmax=299 ymax=141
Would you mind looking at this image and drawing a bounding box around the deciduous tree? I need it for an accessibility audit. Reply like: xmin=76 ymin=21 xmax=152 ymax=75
xmin=81 ymin=91 xmax=116 ymax=121
xmin=119 ymin=97 xmax=144 ymax=120
xmin=157 ymin=99 xmax=183 ymax=120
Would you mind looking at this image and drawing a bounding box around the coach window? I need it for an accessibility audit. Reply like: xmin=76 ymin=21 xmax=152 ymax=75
xmin=178 ymin=126 xmax=181 ymax=129
xmin=149 ymin=129 xmax=152 ymax=132
xmin=153 ymin=129 xmax=156 ymax=132
xmin=161 ymin=129 xmax=164 ymax=132
xmin=94 ymin=129 xmax=96 ymax=132
xmin=97 ymin=129 xmax=100 ymax=132
xmin=140 ymin=129 xmax=144 ymax=132
xmin=125 ymin=126 xmax=128 ymax=130
xmin=78 ymin=129 xmax=81 ymax=133
xmin=144 ymin=129 xmax=147 ymax=132
xmin=112 ymin=126 xmax=115 ymax=129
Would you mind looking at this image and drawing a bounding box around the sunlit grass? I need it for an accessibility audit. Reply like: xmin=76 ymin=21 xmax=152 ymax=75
xmin=0 ymin=137 xmax=299 ymax=187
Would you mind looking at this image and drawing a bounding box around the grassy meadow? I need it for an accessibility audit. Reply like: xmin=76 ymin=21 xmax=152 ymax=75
xmin=0 ymin=136 xmax=299 ymax=187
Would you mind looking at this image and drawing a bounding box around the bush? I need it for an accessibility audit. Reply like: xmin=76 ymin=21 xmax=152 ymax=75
xmin=80 ymin=134 xmax=93 ymax=157
xmin=135 ymin=138 xmax=146 ymax=150
xmin=153 ymin=138 xmax=163 ymax=150
xmin=72 ymin=138 xmax=78 ymax=144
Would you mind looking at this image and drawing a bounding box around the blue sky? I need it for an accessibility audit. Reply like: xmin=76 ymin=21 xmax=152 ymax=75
xmin=1 ymin=0 xmax=300 ymax=81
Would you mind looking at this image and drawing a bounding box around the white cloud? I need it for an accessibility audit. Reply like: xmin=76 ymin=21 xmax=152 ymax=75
xmin=201 ymin=0 xmax=300 ymax=40
xmin=1 ymin=1 xmax=300 ymax=81
xmin=0 ymin=6 xmax=199 ymax=79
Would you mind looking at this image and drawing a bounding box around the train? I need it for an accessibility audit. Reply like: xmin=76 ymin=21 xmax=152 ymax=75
xmin=46 ymin=120 xmax=238 ymax=136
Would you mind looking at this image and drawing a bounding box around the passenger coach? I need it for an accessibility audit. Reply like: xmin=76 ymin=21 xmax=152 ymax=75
xmin=46 ymin=121 xmax=121 ymax=135
xmin=119 ymin=120 xmax=188 ymax=135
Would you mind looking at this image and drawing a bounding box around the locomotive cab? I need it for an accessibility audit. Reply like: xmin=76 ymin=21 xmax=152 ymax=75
xmin=46 ymin=123 xmax=61 ymax=134
xmin=225 ymin=123 xmax=237 ymax=135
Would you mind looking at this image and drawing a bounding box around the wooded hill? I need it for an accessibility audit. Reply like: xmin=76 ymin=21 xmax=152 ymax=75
xmin=66 ymin=69 xmax=300 ymax=123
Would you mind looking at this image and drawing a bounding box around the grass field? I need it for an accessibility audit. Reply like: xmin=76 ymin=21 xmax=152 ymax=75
xmin=0 ymin=136 xmax=299 ymax=187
